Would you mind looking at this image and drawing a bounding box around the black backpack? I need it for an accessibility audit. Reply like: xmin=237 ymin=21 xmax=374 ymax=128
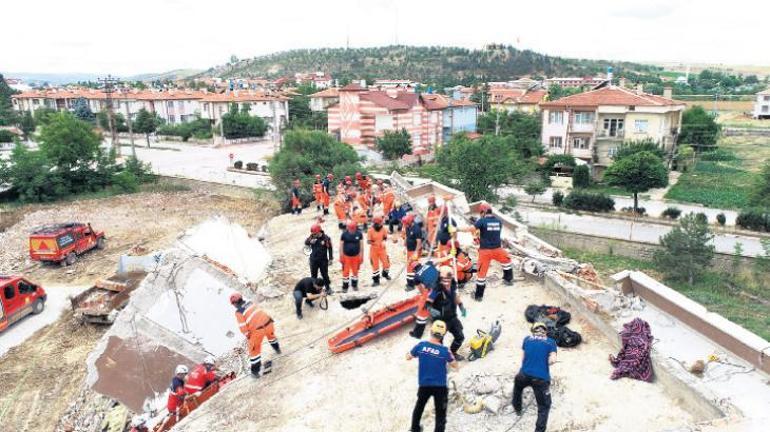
xmin=548 ymin=326 xmax=582 ymax=348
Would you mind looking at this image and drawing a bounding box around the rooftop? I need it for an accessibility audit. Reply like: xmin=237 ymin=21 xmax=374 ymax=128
xmin=310 ymin=88 xmax=340 ymax=99
xmin=540 ymin=86 xmax=685 ymax=108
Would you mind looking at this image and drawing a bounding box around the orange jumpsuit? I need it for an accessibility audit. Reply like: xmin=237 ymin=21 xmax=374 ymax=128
xmin=333 ymin=196 xmax=349 ymax=223
xmin=367 ymin=225 xmax=390 ymax=283
xmin=235 ymin=301 xmax=279 ymax=375
xmin=312 ymin=182 xmax=323 ymax=208
xmin=354 ymin=208 xmax=369 ymax=230
xmin=356 ymin=194 xmax=371 ymax=214
xmin=425 ymin=205 xmax=441 ymax=248
xmin=381 ymin=189 xmax=395 ymax=217
xmin=320 ymin=179 xmax=331 ymax=210
xmin=455 ymin=252 xmax=474 ymax=284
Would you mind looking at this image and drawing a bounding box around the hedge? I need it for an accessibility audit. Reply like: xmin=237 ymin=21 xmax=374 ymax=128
xmin=736 ymin=209 xmax=770 ymax=232
xmin=563 ymin=190 xmax=615 ymax=212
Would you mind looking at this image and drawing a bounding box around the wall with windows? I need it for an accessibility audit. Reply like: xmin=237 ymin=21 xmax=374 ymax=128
xmin=541 ymin=109 xmax=569 ymax=154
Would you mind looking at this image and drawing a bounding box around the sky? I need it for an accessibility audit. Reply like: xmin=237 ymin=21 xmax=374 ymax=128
xmin=1 ymin=0 xmax=766 ymax=76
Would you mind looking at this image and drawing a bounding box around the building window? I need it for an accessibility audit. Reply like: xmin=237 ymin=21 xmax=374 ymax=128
xmin=764 ymin=96 xmax=770 ymax=102
xmin=574 ymin=111 xmax=594 ymax=124
xmin=413 ymin=133 xmax=421 ymax=147
xmin=167 ymin=101 xmax=174 ymax=108
xmin=168 ymin=115 xmax=175 ymax=124
xmin=603 ymin=118 xmax=624 ymax=137
xmin=203 ymin=103 xmax=209 ymax=111
xmin=762 ymin=106 xmax=769 ymax=113
xmin=549 ymin=137 xmax=563 ymax=148
xmin=634 ymin=120 xmax=649 ymax=133
xmin=608 ymin=147 xmax=618 ymax=157
xmin=33 ymin=99 xmax=40 ymax=106
xmin=375 ymin=114 xmax=394 ymax=132
xmin=548 ymin=111 xmax=564 ymax=124
xmin=572 ymin=137 xmax=589 ymax=149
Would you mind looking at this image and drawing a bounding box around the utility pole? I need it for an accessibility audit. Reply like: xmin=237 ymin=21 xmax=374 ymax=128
xmin=124 ymin=94 xmax=136 ymax=158
xmin=98 ymin=75 xmax=120 ymax=156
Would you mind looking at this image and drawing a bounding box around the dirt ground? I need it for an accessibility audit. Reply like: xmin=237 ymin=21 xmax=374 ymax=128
xmin=177 ymin=211 xmax=700 ymax=432
xmin=0 ymin=182 xmax=277 ymax=432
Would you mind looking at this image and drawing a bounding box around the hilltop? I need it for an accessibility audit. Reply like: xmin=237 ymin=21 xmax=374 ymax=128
xmin=201 ymin=45 xmax=660 ymax=86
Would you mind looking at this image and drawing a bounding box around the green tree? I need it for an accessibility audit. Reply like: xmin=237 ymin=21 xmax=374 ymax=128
xmin=749 ymin=161 xmax=770 ymax=207
xmin=613 ymin=139 xmax=666 ymax=161
xmin=654 ymin=213 xmax=715 ymax=284
xmin=19 ymin=111 xmax=35 ymax=138
xmin=133 ymin=108 xmax=160 ymax=146
xmin=376 ymin=129 xmax=412 ymax=160
xmin=33 ymin=107 xmax=58 ymax=127
xmin=476 ymin=110 xmax=543 ymax=157
xmin=523 ymin=177 xmax=547 ymax=202
xmin=603 ymin=151 xmax=668 ymax=213
xmin=437 ymin=134 xmax=524 ymax=201
xmin=678 ymin=105 xmax=721 ymax=150
xmin=221 ymin=103 xmax=267 ymax=139
xmin=0 ymin=73 xmax=18 ymax=126
xmin=547 ymin=85 xmax=582 ymax=101
xmin=288 ymin=95 xmax=312 ymax=125
xmin=572 ymin=164 xmax=590 ymax=188
xmin=38 ymin=112 xmax=101 ymax=174
xmin=470 ymin=83 xmax=490 ymax=112
xmin=72 ymin=97 xmax=95 ymax=122
xmin=97 ymin=110 xmax=128 ymax=133
xmin=0 ymin=142 xmax=65 ymax=201
xmin=269 ymin=130 xmax=362 ymax=209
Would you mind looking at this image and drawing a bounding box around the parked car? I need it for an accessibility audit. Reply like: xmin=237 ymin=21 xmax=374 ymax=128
xmin=0 ymin=275 xmax=47 ymax=332
xmin=29 ymin=222 xmax=106 ymax=266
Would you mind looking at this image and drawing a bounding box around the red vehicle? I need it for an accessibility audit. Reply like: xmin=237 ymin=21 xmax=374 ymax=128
xmin=29 ymin=222 xmax=106 ymax=266
xmin=0 ymin=275 xmax=47 ymax=332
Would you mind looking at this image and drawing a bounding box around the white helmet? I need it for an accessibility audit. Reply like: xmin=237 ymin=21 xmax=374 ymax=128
xmin=203 ymin=355 xmax=216 ymax=366
xmin=130 ymin=415 xmax=147 ymax=427
xmin=175 ymin=364 xmax=189 ymax=375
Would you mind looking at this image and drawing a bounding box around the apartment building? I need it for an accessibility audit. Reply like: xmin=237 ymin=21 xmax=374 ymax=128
xmin=540 ymin=85 xmax=684 ymax=176
xmin=543 ymin=76 xmax=607 ymax=89
xmin=309 ymin=88 xmax=340 ymax=111
xmin=753 ymin=89 xmax=770 ymax=119
xmin=489 ymin=88 xmax=547 ymax=113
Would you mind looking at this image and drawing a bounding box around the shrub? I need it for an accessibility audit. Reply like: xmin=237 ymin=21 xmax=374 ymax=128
xmin=736 ymin=209 xmax=770 ymax=232
xmin=111 ymin=171 xmax=140 ymax=193
xmin=563 ymin=190 xmax=615 ymax=212
xmin=716 ymin=213 xmax=726 ymax=226
xmin=552 ymin=190 xmax=564 ymax=207
xmin=543 ymin=154 xmax=576 ymax=173
xmin=695 ymin=212 xmax=708 ymax=224
xmin=246 ymin=162 xmax=259 ymax=171
xmin=662 ymin=207 xmax=682 ymax=219
xmin=621 ymin=206 xmax=646 ymax=216
xmin=123 ymin=156 xmax=153 ymax=182
xmin=0 ymin=130 xmax=15 ymax=143
xmin=234 ymin=160 xmax=243 ymax=169
xmin=700 ymin=148 xmax=737 ymax=162
xmin=572 ymin=164 xmax=590 ymax=188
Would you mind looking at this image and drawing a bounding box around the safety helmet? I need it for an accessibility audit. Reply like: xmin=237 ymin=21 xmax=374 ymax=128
xmin=345 ymin=180 xmax=353 ymax=186
xmin=401 ymin=214 xmax=415 ymax=225
xmin=131 ymin=415 xmax=147 ymax=428
xmin=431 ymin=320 xmax=447 ymax=337
xmin=439 ymin=266 xmax=453 ymax=279
xmin=203 ymin=355 xmax=216 ymax=366
xmin=531 ymin=322 xmax=547 ymax=334
xmin=229 ymin=292 xmax=243 ymax=305
xmin=346 ymin=221 xmax=358 ymax=232
xmin=355 ymin=171 xmax=362 ymax=178
xmin=345 ymin=175 xmax=351 ymax=182
xmin=478 ymin=203 xmax=492 ymax=214
xmin=310 ymin=224 xmax=322 ymax=234
xmin=327 ymin=173 xmax=334 ymax=179
xmin=372 ymin=215 xmax=383 ymax=224
xmin=175 ymin=364 xmax=189 ymax=375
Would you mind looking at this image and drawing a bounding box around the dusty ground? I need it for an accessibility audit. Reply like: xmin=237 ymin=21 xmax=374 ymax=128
xmin=177 ymin=211 xmax=700 ymax=432
xmin=0 ymin=181 xmax=277 ymax=432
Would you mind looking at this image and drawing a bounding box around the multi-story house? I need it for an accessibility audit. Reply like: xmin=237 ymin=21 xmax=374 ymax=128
xmin=489 ymin=88 xmax=547 ymax=113
xmin=309 ymin=88 xmax=340 ymax=112
xmin=753 ymin=89 xmax=770 ymax=119
xmin=543 ymin=76 xmax=607 ymax=89
xmin=540 ymin=85 xmax=684 ymax=176
xmin=327 ymin=83 xmax=477 ymax=155
xmin=198 ymin=91 xmax=290 ymax=139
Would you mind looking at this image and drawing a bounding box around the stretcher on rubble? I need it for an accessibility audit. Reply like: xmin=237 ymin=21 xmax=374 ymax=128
xmin=328 ymin=295 xmax=420 ymax=353
xmin=152 ymin=372 xmax=236 ymax=432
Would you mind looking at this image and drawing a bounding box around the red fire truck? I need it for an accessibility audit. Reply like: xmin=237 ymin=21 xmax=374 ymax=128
xmin=0 ymin=275 xmax=47 ymax=333
xmin=29 ymin=222 xmax=106 ymax=266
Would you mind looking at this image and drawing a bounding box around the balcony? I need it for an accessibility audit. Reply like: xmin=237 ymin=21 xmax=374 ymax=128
xmin=571 ymin=122 xmax=596 ymax=134
xmin=597 ymin=129 xmax=625 ymax=139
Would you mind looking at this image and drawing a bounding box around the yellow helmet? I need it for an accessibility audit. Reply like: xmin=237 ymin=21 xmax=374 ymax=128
xmin=531 ymin=322 xmax=547 ymax=334
xmin=431 ymin=320 xmax=447 ymax=337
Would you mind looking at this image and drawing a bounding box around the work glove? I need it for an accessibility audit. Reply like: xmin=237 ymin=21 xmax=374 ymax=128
xmin=460 ymin=304 xmax=467 ymax=318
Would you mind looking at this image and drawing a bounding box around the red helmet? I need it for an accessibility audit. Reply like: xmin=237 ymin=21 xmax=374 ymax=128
xmin=229 ymin=292 xmax=243 ymax=305
xmin=478 ymin=203 xmax=492 ymax=214
xmin=427 ymin=195 xmax=436 ymax=204
xmin=345 ymin=175 xmax=352 ymax=182
xmin=355 ymin=172 xmax=362 ymax=178
xmin=402 ymin=214 xmax=415 ymax=225
xmin=372 ymin=215 xmax=383 ymax=224
xmin=327 ymin=173 xmax=334 ymax=179
xmin=310 ymin=224 xmax=322 ymax=234
xmin=346 ymin=221 xmax=357 ymax=232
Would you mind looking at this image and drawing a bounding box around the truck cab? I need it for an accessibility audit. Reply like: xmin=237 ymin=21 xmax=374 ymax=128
xmin=29 ymin=222 xmax=106 ymax=266
xmin=0 ymin=276 xmax=47 ymax=332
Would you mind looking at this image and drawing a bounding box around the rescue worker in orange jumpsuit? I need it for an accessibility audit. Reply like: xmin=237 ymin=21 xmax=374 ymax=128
xmin=435 ymin=209 xmax=457 ymax=258
xmin=425 ymin=195 xmax=442 ymax=249
xmin=230 ymin=293 xmax=280 ymax=377
xmin=403 ymin=213 xmax=423 ymax=290
xmin=409 ymin=262 xmax=433 ymax=339
xmin=333 ymin=192 xmax=350 ymax=229
xmin=353 ymin=205 xmax=369 ymax=231
xmin=340 ymin=221 xmax=364 ymax=292
xmin=462 ymin=203 xmax=513 ymax=301
xmin=166 ymin=364 xmax=189 ymax=416
xmin=380 ymin=184 xmax=396 ymax=217
xmin=312 ymin=175 xmax=323 ymax=211
xmin=320 ymin=173 xmax=333 ymax=215
xmin=356 ymin=189 xmax=371 ymax=216
xmin=454 ymin=246 xmax=475 ymax=286
xmin=290 ymin=179 xmax=302 ymax=215
xmin=367 ymin=215 xmax=391 ymax=286
xmin=184 ymin=355 xmax=219 ymax=394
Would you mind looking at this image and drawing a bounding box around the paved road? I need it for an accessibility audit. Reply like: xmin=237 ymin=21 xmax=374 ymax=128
xmin=502 ymin=187 xmax=740 ymax=225
xmin=0 ymin=284 xmax=89 ymax=357
xmin=115 ymin=140 xmax=276 ymax=189
xmin=517 ymin=207 xmax=764 ymax=257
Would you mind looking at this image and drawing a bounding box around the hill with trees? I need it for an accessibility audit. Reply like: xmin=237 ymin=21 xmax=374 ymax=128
xmin=203 ymin=45 xmax=659 ymax=88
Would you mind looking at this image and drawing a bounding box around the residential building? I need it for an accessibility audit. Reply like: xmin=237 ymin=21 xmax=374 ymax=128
xmin=327 ymin=83 xmax=477 ymax=155
xmin=295 ymin=72 xmax=333 ymax=89
xmin=543 ymin=76 xmax=607 ymax=89
xmin=539 ymin=86 xmax=685 ymax=176
xmin=309 ymin=87 xmax=340 ymax=112
xmin=372 ymin=79 xmax=418 ymax=90
xmin=198 ymin=91 xmax=290 ymax=139
xmin=489 ymin=88 xmax=547 ymax=113
xmin=443 ymin=85 xmax=475 ymax=101
xmin=753 ymin=89 xmax=770 ymax=119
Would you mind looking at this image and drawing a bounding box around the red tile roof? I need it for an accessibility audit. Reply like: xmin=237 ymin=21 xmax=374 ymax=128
xmin=340 ymin=83 xmax=366 ymax=92
xmin=489 ymin=88 xmax=526 ymax=103
xmin=517 ymin=89 xmax=547 ymax=104
xmin=199 ymin=91 xmax=288 ymax=102
xmin=540 ymin=86 xmax=684 ymax=108
xmin=359 ymin=91 xmax=412 ymax=110
xmin=310 ymin=88 xmax=340 ymax=98
xmin=421 ymin=94 xmax=477 ymax=110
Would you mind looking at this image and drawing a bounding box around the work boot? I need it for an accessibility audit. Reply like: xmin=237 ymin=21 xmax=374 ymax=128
xmin=372 ymin=275 xmax=380 ymax=287
xmin=305 ymin=299 xmax=315 ymax=308
xmin=270 ymin=341 xmax=281 ymax=354
xmin=405 ymin=279 xmax=415 ymax=291
xmin=474 ymin=285 xmax=485 ymax=302
xmin=503 ymin=269 xmax=514 ymax=286
xmin=409 ymin=323 xmax=425 ymax=339
xmin=250 ymin=362 xmax=261 ymax=377
xmin=342 ymin=281 xmax=349 ymax=293
xmin=453 ymin=352 xmax=466 ymax=362
xmin=351 ymin=278 xmax=359 ymax=291
xmin=324 ymin=208 xmax=329 ymax=215
xmin=297 ymin=313 xmax=303 ymax=320
xmin=325 ymin=286 xmax=333 ymax=295
xmin=382 ymin=270 xmax=391 ymax=280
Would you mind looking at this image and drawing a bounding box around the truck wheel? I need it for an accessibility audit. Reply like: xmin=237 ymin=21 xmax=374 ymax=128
xmin=32 ymin=299 xmax=45 ymax=314
xmin=96 ymin=237 xmax=106 ymax=250
xmin=66 ymin=252 xmax=77 ymax=266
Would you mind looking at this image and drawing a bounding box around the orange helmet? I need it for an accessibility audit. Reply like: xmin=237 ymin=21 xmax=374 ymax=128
xmin=315 ymin=174 xmax=321 ymax=179
xmin=355 ymin=172 xmax=362 ymax=178
xmin=310 ymin=224 xmax=322 ymax=234
xmin=402 ymin=214 xmax=415 ymax=226
xmin=229 ymin=292 xmax=243 ymax=305
xmin=327 ymin=173 xmax=334 ymax=179
xmin=346 ymin=221 xmax=357 ymax=232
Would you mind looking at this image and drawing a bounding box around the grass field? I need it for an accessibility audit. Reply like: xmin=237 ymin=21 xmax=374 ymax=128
xmin=683 ymin=100 xmax=754 ymax=112
xmin=717 ymin=111 xmax=770 ymax=129
xmin=582 ymin=183 xmax=634 ymax=197
xmin=562 ymin=247 xmax=770 ymax=340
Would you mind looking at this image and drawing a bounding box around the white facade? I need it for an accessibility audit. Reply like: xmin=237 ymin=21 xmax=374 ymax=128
xmin=753 ymin=90 xmax=770 ymax=119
